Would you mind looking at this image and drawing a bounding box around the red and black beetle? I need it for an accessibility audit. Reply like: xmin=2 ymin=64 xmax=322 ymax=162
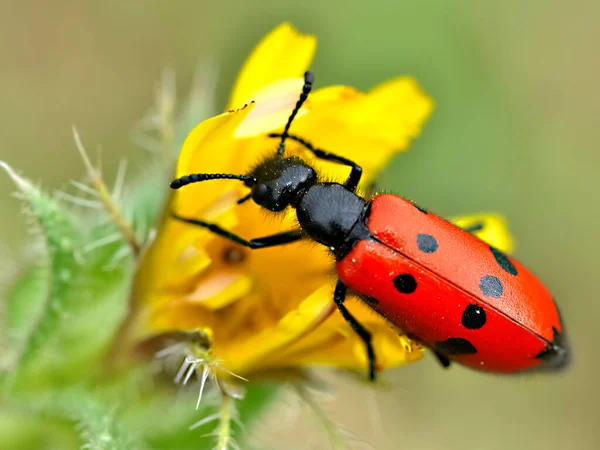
xmin=170 ymin=72 xmax=569 ymax=379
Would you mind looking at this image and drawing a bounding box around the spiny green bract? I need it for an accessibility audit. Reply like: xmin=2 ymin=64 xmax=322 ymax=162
xmin=0 ymin=70 xmax=278 ymax=450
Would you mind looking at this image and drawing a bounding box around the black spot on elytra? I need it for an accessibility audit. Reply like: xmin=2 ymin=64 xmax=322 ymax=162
xmin=462 ymin=304 xmax=487 ymax=329
xmin=393 ymin=273 xmax=417 ymax=294
xmin=490 ymin=246 xmax=518 ymax=275
xmin=436 ymin=338 xmax=478 ymax=355
xmin=479 ymin=275 xmax=503 ymax=298
xmin=417 ymin=233 xmax=438 ymax=253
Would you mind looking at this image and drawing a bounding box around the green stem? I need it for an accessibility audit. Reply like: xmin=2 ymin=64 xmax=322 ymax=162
xmin=294 ymin=385 xmax=349 ymax=450
xmin=216 ymin=393 xmax=234 ymax=450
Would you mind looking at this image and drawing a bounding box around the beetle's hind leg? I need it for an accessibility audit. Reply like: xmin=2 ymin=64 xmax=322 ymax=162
xmin=433 ymin=350 xmax=452 ymax=368
xmin=333 ymin=280 xmax=377 ymax=381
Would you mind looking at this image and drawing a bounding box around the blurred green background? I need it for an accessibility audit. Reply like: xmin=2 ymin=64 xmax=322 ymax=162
xmin=0 ymin=1 xmax=597 ymax=449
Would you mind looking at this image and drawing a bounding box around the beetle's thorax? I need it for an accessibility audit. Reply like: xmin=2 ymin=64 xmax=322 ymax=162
xmin=296 ymin=183 xmax=366 ymax=254
xmin=249 ymin=156 xmax=367 ymax=257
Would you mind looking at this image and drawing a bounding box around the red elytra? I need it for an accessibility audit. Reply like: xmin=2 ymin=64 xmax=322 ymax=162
xmin=337 ymin=194 xmax=569 ymax=373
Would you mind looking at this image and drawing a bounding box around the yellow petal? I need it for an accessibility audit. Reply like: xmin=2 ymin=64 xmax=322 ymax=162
xmin=279 ymin=328 xmax=422 ymax=372
xmin=266 ymin=296 xmax=423 ymax=372
xmin=183 ymin=272 xmax=253 ymax=310
xmin=227 ymin=23 xmax=316 ymax=110
xmin=288 ymin=77 xmax=434 ymax=185
xmin=142 ymin=191 xmax=241 ymax=295
xmin=450 ymin=213 xmax=515 ymax=253
xmin=227 ymin=284 xmax=337 ymax=375
xmin=174 ymin=104 xmax=255 ymax=217
xmin=234 ymin=77 xmax=309 ymax=138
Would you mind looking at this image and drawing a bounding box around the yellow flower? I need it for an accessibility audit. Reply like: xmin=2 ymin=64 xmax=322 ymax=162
xmin=116 ymin=23 xmax=513 ymax=380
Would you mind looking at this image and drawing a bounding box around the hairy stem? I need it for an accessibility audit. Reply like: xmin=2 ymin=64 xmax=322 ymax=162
xmin=216 ymin=393 xmax=235 ymax=450
xmin=295 ymin=384 xmax=349 ymax=450
xmin=72 ymin=127 xmax=141 ymax=256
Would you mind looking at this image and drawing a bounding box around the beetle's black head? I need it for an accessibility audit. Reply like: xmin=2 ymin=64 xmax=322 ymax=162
xmin=248 ymin=156 xmax=317 ymax=212
xmin=168 ymin=71 xmax=318 ymax=211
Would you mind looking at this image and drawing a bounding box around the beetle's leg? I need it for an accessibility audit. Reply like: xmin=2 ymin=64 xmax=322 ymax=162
xmin=333 ymin=280 xmax=376 ymax=380
xmin=461 ymin=222 xmax=485 ymax=234
xmin=172 ymin=213 xmax=303 ymax=249
xmin=433 ymin=350 xmax=452 ymax=368
xmin=268 ymin=133 xmax=363 ymax=193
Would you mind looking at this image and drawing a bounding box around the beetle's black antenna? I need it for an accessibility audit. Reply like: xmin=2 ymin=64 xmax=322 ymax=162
xmin=277 ymin=71 xmax=315 ymax=157
xmin=170 ymin=173 xmax=257 ymax=189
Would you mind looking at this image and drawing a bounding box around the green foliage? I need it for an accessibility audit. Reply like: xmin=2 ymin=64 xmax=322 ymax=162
xmin=0 ymin=74 xmax=278 ymax=449
xmin=0 ymin=162 xmax=133 ymax=386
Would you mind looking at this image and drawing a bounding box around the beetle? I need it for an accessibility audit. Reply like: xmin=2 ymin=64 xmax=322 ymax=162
xmin=170 ymin=71 xmax=569 ymax=379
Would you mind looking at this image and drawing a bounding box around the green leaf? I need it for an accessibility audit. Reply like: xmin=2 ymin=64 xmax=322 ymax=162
xmin=4 ymin=385 xmax=144 ymax=450
xmin=0 ymin=264 xmax=47 ymax=373
xmin=128 ymin=383 xmax=279 ymax=450
xmin=0 ymin=162 xmax=133 ymax=385
xmin=0 ymin=408 xmax=80 ymax=450
xmin=0 ymin=162 xmax=82 ymax=373
xmin=53 ymin=388 xmax=143 ymax=450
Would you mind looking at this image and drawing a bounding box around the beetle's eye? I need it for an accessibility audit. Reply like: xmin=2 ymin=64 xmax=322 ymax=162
xmin=254 ymin=183 xmax=269 ymax=199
